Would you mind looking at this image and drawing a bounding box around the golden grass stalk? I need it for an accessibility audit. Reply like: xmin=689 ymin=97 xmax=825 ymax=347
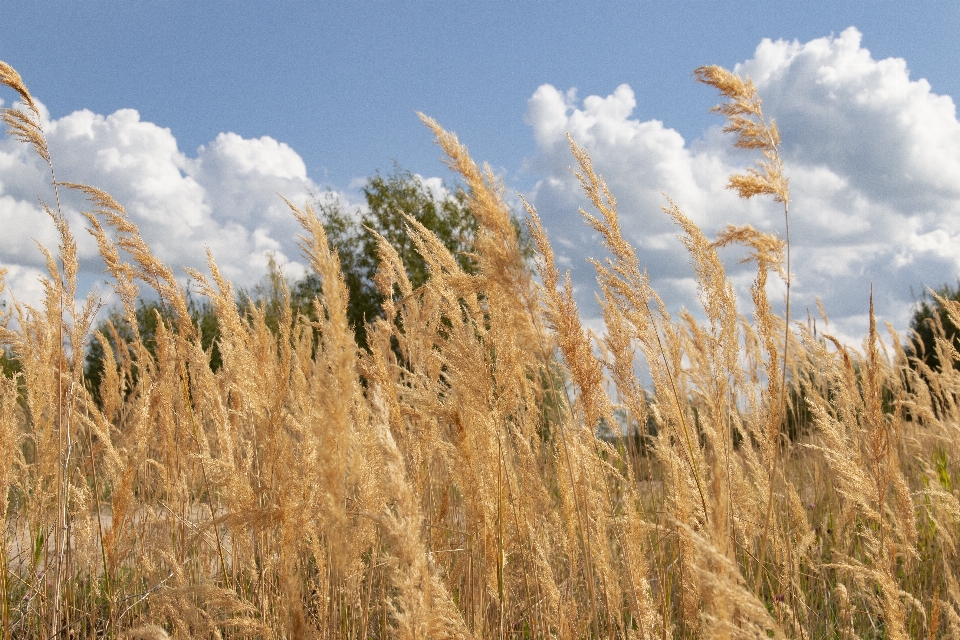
xmin=0 ymin=58 xmax=958 ymax=639
xmin=695 ymin=64 xmax=794 ymax=598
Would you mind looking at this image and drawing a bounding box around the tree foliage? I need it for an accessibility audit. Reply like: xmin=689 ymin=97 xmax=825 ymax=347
xmin=84 ymin=293 xmax=222 ymax=400
xmin=906 ymin=281 xmax=960 ymax=372
xmin=83 ymin=166 xmax=531 ymax=398
xmin=0 ymin=300 xmax=19 ymax=379
xmin=296 ymin=166 xmax=531 ymax=348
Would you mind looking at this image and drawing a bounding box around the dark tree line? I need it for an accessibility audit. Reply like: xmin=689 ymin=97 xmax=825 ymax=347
xmin=22 ymin=164 xmax=959 ymax=402
xmin=294 ymin=167 xmax=483 ymax=350
xmin=905 ymin=281 xmax=960 ymax=372
xmin=80 ymin=167 xmax=530 ymax=400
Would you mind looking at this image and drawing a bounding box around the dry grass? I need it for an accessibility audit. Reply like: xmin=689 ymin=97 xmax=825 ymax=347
xmin=1 ymin=59 xmax=959 ymax=639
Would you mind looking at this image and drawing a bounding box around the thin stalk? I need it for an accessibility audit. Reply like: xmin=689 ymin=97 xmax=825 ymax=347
xmin=496 ymin=435 xmax=504 ymax=640
xmin=755 ymin=196 xmax=791 ymax=595
xmin=24 ymin=107 xmax=73 ymax=639
xmin=358 ymin=534 xmax=379 ymax=640
xmin=508 ymin=477 xmax=538 ymax=638
xmin=179 ymin=360 xmax=230 ymax=587
xmin=53 ymin=294 xmax=66 ymax=640
xmin=528 ymin=311 xmax=601 ymax=633
xmin=0 ymin=544 xmax=6 ymax=636
xmin=85 ymin=407 xmax=113 ymax=629
xmin=647 ymin=303 xmax=710 ymax=527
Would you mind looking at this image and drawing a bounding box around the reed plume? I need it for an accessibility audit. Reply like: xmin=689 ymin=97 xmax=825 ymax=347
xmin=0 ymin=59 xmax=956 ymax=639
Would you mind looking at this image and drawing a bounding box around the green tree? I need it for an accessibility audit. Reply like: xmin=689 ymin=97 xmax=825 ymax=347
xmin=906 ymin=281 xmax=960 ymax=372
xmin=0 ymin=348 xmax=18 ymax=379
xmin=297 ymin=166 xmax=530 ymax=349
xmin=0 ymin=298 xmax=22 ymax=379
xmin=84 ymin=292 xmax=221 ymax=402
xmin=239 ymin=254 xmax=296 ymax=339
xmin=83 ymin=166 xmax=532 ymax=400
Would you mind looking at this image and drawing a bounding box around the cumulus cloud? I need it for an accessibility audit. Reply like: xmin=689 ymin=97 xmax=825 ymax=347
xmin=524 ymin=26 xmax=960 ymax=342
xmin=0 ymin=102 xmax=353 ymax=309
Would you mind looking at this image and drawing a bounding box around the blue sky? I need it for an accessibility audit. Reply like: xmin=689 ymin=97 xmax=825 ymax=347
xmin=2 ymin=2 xmax=960 ymax=342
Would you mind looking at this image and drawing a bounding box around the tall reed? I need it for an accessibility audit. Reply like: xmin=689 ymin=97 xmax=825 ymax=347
xmin=0 ymin=59 xmax=958 ymax=639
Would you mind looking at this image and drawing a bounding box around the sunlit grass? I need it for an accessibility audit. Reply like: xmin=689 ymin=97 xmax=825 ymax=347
xmin=1 ymin=59 xmax=958 ymax=639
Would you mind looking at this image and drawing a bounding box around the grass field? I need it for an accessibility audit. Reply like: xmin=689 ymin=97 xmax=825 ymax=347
xmin=1 ymin=59 xmax=959 ymax=639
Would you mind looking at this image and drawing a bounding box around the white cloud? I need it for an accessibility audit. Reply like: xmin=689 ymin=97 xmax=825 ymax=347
xmin=0 ymin=102 xmax=356 ymax=308
xmin=3 ymin=25 xmax=957 ymax=350
xmin=523 ymin=27 xmax=960 ymax=342
xmin=0 ymin=263 xmax=47 ymax=313
xmin=419 ymin=175 xmax=451 ymax=203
